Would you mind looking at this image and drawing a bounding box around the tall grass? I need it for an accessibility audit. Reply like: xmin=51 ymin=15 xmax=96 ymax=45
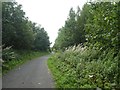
xmin=48 ymin=45 xmax=119 ymax=88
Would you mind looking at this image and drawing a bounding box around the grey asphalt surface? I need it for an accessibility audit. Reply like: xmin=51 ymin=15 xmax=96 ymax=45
xmin=2 ymin=55 xmax=55 ymax=88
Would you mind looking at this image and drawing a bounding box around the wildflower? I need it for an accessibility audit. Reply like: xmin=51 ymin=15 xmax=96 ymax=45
xmin=89 ymin=74 xmax=94 ymax=78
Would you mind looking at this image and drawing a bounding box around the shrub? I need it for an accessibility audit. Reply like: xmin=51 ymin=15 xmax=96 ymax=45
xmin=48 ymin=45 xmax=119 ymax=88
xmin=2 ymin=46 xmax=16 ymax=62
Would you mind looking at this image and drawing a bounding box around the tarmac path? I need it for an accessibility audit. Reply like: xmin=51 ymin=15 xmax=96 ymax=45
xmin=2 ymin=55 xmax=54 ymax=88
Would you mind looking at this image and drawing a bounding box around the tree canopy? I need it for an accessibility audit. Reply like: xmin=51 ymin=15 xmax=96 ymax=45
xmin=2 ymin=2 xmax=50 ymax=51
xmin=53 ymin=2 xmax=119 ymax=54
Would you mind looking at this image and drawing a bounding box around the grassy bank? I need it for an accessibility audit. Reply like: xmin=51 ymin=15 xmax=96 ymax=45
xmin=47 ymin=45 xmax=119 ymax=88
xmin=2 ymin=50 xmax=49 ymax=74
xmin=47 ymin=55 xmax=62 ymax=88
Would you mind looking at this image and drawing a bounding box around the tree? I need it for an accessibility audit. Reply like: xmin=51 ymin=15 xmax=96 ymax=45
xmin=85 ymin=2 xmax=119 ymax=51
xmin=2 ymin=2 xmax=50 ymax=51
xmin=54 ymin=7 xmax=86 ymax=50
xmin=2 ymin=2 xmax=34 ymax=49
xmin=34 ymin=27 xmax=50 ymax=51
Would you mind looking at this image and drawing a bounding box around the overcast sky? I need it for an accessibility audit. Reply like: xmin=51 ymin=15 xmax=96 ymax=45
xmin=16 ymin=0 xmax=87 ymax=47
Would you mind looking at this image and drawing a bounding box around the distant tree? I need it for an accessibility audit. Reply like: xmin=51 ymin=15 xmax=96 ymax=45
xmin=34 ymin=27 xmax=50 ymax=51
xmin=54 ymin=7 xmax=86 ymax=50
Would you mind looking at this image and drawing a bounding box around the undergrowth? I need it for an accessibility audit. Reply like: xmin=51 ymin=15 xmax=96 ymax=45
xmin=48 ymin=45 xmax=119 ymax=89
xmin=2 ymin=47 xmax=49 ymax=74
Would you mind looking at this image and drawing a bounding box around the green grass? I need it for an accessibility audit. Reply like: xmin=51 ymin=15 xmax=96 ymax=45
xmin=2 ymin=50 xmax=49 ymax=75
xmin=47 ymin=54 xmax=78 ymax=88
xmin=47 ymin=56 xmax=61 ymax=88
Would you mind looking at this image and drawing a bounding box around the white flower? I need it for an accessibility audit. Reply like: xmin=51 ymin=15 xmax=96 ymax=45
xmin=89 ymin=75 xmax=93 ymax=78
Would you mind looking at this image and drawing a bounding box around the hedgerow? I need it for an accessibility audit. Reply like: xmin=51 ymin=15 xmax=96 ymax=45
xmin=48 ymin=45 xmax=119 ymax=88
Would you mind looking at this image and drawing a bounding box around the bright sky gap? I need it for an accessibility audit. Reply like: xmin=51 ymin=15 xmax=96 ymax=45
xmin=15 ymin=0 xmax=87 ymax=47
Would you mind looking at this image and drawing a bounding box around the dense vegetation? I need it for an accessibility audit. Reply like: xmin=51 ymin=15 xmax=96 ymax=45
xmin=2 ymin=2 xmax=50 ymax=51
xmin=2 ymin=47 xmax=48 ymax=74
xmin=2 ymin=2 xmax=50 ymax=73
xmin=48 ymin=1 xmax=120 ymax=89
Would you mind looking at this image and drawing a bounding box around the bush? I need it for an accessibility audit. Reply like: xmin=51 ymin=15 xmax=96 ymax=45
xmin=2 ymin=46 xmax=49 ymax=74
xmin=2 ymin=46 xmax=16 ymax=62
xmin=48 ymin=45 xmax=119 ymax=88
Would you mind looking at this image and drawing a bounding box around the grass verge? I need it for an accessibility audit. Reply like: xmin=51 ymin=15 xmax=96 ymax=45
xmin=47 ymin=54 xmax=76 ymax=88
xmin=3 ymin=50 xmax=49 ymax=75
xmin=47 ymin=55 xmax=60 ymax=88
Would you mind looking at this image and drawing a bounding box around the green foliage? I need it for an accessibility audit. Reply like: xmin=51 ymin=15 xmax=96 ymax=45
xmin=54 ymin=2 xmax=119 ymax=52
xmin=2 ymin=2 xmax=51 ymax=74
xmin=53 ymin=7 xmax=86 ymax=50
xmin=50 ymin=2 xmax=119 ymax=88
xmin=48 ymin=45 xmax=119 ymax=88
xmin=1 ymin=1 xmax=51 ymax=76
xmin=34 ymin=27 xmax=50 ymax=51
xmin=2 ymin=50 xmax=49 ymax=74
xmin=2 ymin=46 xmax=16 ymax=61
xmin=2 ymin=2 xmax=32 ymax=49
xmin=2 ymin=2 xmax=50 ymax=50
xmin=85 ymin=2 xmax=119 ymax=51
